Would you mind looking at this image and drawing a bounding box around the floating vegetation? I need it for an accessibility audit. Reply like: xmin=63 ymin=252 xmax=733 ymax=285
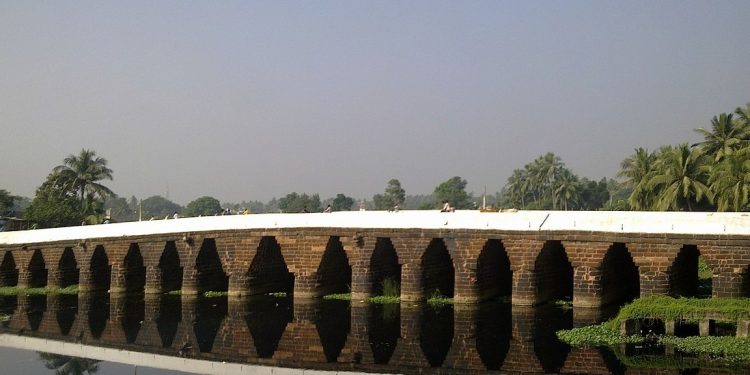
xmin=368 ymin=295 xmax=400 ymax=304
xmin=166 ymin=290 xmax=182 ymax=296
xmin=203 ymin=291 xmax=228 ymax=297
xmin=0 ymin=285 xmax=80 ymax=296
xmin=323 ymin=293 xmax=351 ymax=300
xmin=557 ymin=296 xmax=750 ymax=365
xmin=269 ymin=292 xmax=287 ymax=297
xmin=554 ymin=299 xmax=573 ymax=309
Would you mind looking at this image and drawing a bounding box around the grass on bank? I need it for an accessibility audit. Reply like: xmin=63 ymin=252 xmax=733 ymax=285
xmin=0 ymin=285 xmax=79 ymax=296
xmin=557 ymin=296 xmax=750 ymax=364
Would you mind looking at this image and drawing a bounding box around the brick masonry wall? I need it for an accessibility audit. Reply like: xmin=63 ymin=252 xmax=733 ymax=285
xmin=2 ymin=227 xmax=750 ymax=306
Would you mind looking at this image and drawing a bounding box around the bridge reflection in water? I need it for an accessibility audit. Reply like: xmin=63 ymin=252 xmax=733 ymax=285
xmin=0 ymin=293 xmax=739 ymax=374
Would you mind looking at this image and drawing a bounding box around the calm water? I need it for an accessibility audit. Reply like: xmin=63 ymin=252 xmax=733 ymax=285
xmin=0 ymin=293 xmax=746 ymax=374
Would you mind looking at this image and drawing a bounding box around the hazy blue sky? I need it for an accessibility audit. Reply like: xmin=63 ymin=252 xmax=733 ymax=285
xmin=2 ymin=1 xmax=749 ymax=204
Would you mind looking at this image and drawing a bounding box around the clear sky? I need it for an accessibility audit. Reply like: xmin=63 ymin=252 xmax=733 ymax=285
xmin=1 ymin=1 xmax=749 ymax=205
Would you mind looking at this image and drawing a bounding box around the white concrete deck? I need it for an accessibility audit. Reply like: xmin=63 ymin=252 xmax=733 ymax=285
xmin=0 ymin=333 xmax=374 ymax=375
xmin=1 ymin=210 xmax=749 ymax=246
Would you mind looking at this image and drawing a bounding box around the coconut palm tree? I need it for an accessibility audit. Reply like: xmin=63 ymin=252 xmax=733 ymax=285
xmin=709 ymin=146 xmax=750 ymax=211
xmin=39 ymin=353 xmax=100 ymax=375
xmin=618 ymin=147 xmax=656 ymax=210
xmin=693 ymin=113 xmax=749 ymax=162
xmin=554 ymin=169 xmax=581 ymax=211
xmin=648 ymin=144 xmax=713 ymax=211
xmin=53 ymin=149 xmax=114 ymax=215
xmin=504 ymin=169 xmax=529 ymax=208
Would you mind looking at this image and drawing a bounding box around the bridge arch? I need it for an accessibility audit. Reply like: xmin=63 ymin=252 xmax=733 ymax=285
xmin=370 ymin=238 xmax=401 ymax=297
xmin=159 ymin=241 xmax=182 ymax=292
xmin=28 ymin=249 xmax=48 ymax=288
xmin=124 ymin=243 xmax=146 ymax=293
xmin=600 ymin=243 xmax=639 ymax=306
xmin=476 ymin=239 xmax=512 ymax=301
xmin=58 ymin=247 xmax=79 ymax=288
xmin=248 ymin=236 xmax=293 ymax=295
xmin=534 ymin=240 xmax=573 ymax=304
xmin=421 ymin=238 xmax=455 ymax=299
xmin=316 ymin=236 xmax=352 ymax=296
xmin=669 ymin=245 xmax=710 ymax=298
xmin=196 ymin=238 xmax=228 ymax=293
xmin=90 ymin=245 xmax=111 ymax=292
xmin=0 ymin=251 xmax=18 ymax=287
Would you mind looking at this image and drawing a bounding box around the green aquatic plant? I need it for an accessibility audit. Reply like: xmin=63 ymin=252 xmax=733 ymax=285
xmin=368 ymin=295 xmax=400 ymax=304
xmin=203 ymin=291 xmax=228 ymax=297
xmin=323 ymin=293 xmax=351 ymax=300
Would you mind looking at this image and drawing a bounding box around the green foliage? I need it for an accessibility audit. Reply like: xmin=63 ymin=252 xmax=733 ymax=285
xmin=184 ymin=196 xmax=222 ymax=217
xmin=659 ymin=336 xmax=750 ymax=363
xmin=0 ymin=285 xmax=79 ymax=296
xmin=331 ymin=193 xmax=355 ymax=211
xmin=367 ymin=295 xmax=400 ymax=304
xmin=203 ymin=291 xmax=228 ymax=297
xmin=323 ymin=293 xmax=351 ymax=300
xmin=603 ymin=296 xmax=750 ymax=331
xmin=426 ymin=289 xmax=453 ymax=305
xmin=373 ymin=178 xmax=406 ymax=210
xmin=25 ymin=172 xmax=82 ymax=228
xmin=141 ymin=195 xmax=182 ymax=219
xmin=381 ymin=277 xmax=400 ymax=297
xmin=269 ymin=292 xmax=287 ymax=297
xmin=278 ymin=192 xmax=321 ymax=213
xmin=167 ymin=290 xmax=182 ymax=296
xmin=53 ymin=149 xmax=114 ymax=216
xmin=648 ymin=144 xmax=714 ymax=211
xmin=0 ymin=189 xmax=16 ymax=216
xmin=557 ymin=324 xmax=644 ymax=346
xmin=434 ymin=176 xmax=472 ymax=209
xmin=103 ymin=196 xmax=138 ymax=222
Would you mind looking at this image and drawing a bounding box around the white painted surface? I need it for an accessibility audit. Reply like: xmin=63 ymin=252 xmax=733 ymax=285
xmin=1 ymin=210 xmax=749 ymax=246
xmin=0 ymin=334 xmax=383 ymax=375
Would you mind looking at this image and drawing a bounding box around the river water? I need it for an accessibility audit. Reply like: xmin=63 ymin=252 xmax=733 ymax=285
xmin=0 ymin=293 xmax=746 ymax=374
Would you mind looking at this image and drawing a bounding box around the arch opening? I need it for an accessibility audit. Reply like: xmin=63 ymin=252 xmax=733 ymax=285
xmin=368 ymin=303 xmax=400 ymax=364
xmin=315 ymin=300 xmax=351 ymax=362
xmin=59 ymin=247 xmax=79 ymax=288
xmin=196 ymin=239 xmax=228 ymax=293
xmin=421 ymin=238 xmax=455 ymax=299
xmin=56 ymin=294 xmax=78 ymax=336
xmin=156 ymin=295 xmax=181 ymax=348
xmin=669 ymin=245 xmax=710 ymax=298
xmin=90 ymin=245 xmax=111 ymax=292
xmin=316 ymin=237 xmax=352 ymax=296
xmin=0 ymin=251 xmax=18 ymax=287
xmin=420 ymin=304 xmax=454 ymax=367
xmin=476 ymin=239 xmax=512 ymax=301
xmin=159 ymin=241 xmax=182 ymax=292
xmin=245 ymin=295 xmax=292 ymax=358
xmin=247 ymin=236 xmax=293 ymax=295
xmin=124 ymin=244 xmax=146 ymax=293
xmin=28 ymin=250 xmax=48 ymax=288
xmin=534 ymin=241 xmax=573 ymax=305
xmin=370 ymin=238 xmax=401 ymax=297
xmin=601 ymin=243 xmax=640 ymax=306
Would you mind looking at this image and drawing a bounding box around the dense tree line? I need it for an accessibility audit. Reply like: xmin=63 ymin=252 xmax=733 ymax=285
xmin=620 ymin=103 xmax=750 ymax=211
xmin=6 ymin=104 xmax=749 ymax=229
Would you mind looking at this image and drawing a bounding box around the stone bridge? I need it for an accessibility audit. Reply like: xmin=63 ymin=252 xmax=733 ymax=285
xmin=1 ymin=211 xmax=749 ymax=307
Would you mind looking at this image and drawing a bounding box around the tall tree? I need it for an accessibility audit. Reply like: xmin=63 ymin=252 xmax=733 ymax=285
xmin=373 ymin=178 xmax=406 ymax=210
xmin=709 ymin=146 xmax=750 ymax=211
xmin=648 ymin=144 xmax=713 ymax=211
xmin=25 ymin=172 xmax=82 ymax=228
xmin=693 ymin=113 xmax=749 ymax=162
xmin=434 ymin=176 xmax=472 ymax=209
xmin=554 ymin=169 xmax=581 ymax=211
xmin=53 ymin=149 xmax=114 ymax=215
xmin=141 ymin=195 xmax=182 ymax=218
xmin=0 ymin=189 xmax=15 ymax=216
xmin=184 ymin=196 xmax=222 ymax=217
xmin=331 ymin=193 xmax=355 ymax=211
xmin=618 ymin=147 xmax=657 ymax=210
xmin=278 ymin=192 xmax=321 ymax=212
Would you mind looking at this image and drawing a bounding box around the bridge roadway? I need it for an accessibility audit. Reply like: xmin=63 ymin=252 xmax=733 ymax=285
xmin=1 ymin=210 xmax=749 ymax=307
